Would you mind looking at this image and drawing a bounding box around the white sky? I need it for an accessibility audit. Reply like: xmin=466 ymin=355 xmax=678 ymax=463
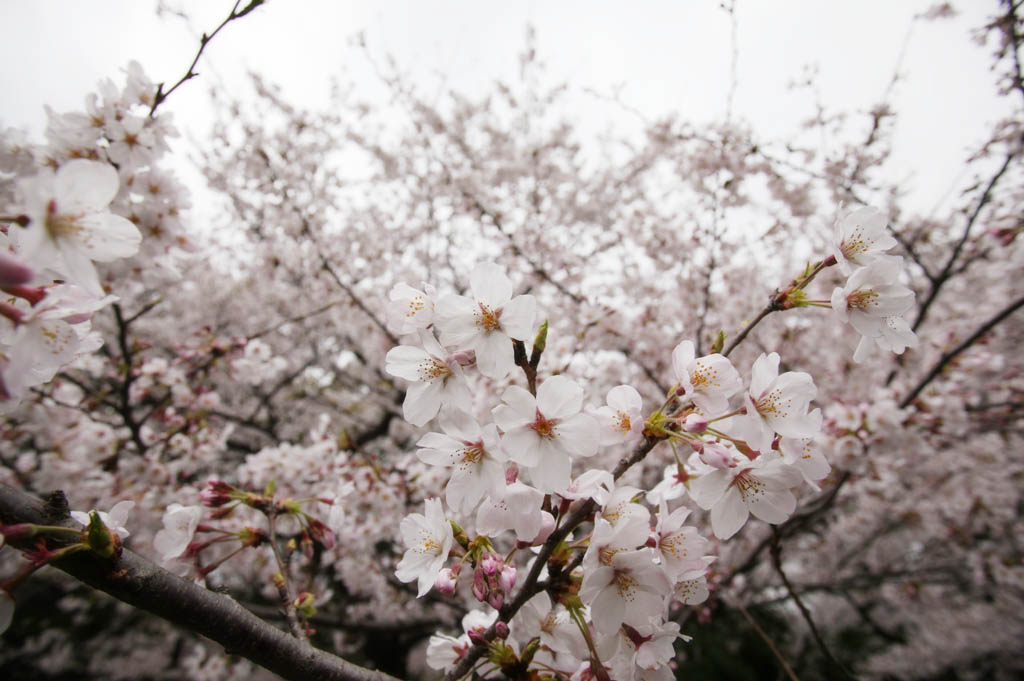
xmin=0 ymin=1 xmax=1011 ymax=217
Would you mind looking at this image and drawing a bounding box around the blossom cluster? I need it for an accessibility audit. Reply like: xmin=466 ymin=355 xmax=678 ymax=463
xmin=383 ymin=261 xmax=843 ymax=679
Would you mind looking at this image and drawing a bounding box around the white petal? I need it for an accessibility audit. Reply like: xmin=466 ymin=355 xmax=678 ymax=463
xmin=500 ymin=294 xmax=536 ymax=340
xmin=710 ymin=487 xmax=749 ymax=539
xmin=537 ymin=375 xmax=583 ymax=419
xmin=470 ymin=263 xmax=513 ymax=308
xmin=474 ymin=329 xmax=514 ymax=379
xmin=553 ymin=412 xmax=599 ymax=458
xmin=56 ymin=160 xmax=119 ymax=211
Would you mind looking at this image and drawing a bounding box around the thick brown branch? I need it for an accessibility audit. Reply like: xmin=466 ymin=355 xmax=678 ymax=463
xmin=901 ymin=292 xmax=1024 ymax=408
xmin=0 ymin=483 xmax=402 ymax=681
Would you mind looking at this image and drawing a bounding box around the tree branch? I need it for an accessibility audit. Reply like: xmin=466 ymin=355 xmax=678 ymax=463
xmin=0 ymin=483 xmax=403 ymax=681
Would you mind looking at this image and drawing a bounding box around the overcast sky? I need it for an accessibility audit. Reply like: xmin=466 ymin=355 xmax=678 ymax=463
xmin=0 ymin=1 xmax=1010 ymax=217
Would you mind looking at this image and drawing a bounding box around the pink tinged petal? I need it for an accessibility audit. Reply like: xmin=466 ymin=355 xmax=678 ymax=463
xmin=59 ymin=246 xmax=103 ymax=295
xmin=671 ymin=340 xmax=696 ymax=382
xmin=537 ymin=375 xmax=583 ymax=419
xmin=690 ymin=468 xmax=733 ymax=510
xmin=55 ymin=160 xmax=120 ymax=211
xmin=492 ymin=404 xmax=528 ymax=433
xmin=748 ymin=488 xmax=797 ymax=524
xmin=500 ymin=385 xmax=538 ymax=420
xmin=749 ymin=352 xmax=780 ymax=398
xmin=0 ymin=251 xmax=33 ymax=287
xmin=831 ymin=286 xmax=850 ymax=322
xmin=416 ymin=432 xmax=463 ymax=466
xmin=474 ymin=329 xmax=514 ymax=379
xmin=470 ymin=263 xmax=513 ymax=308
xmin=499 ymin=294 xmax=536 ymax=340
xmin=435 ymin=294 xmax=479 ymax=347
xmin=579 ymin=565 xmax=615 ymax=604
xmin=710 ymin=486 xmax=749 ymax=539
xmin=527 ymin=443 xmax=572 ymax=494
xmin=553 ymin=412 xmax=600 ymax=458
xmin=404 ymin=380 xmax=443 ymax=426
xmin=501 ymin=426 xmax=542 ymax=466
xmin=607 ymin=384 xmax=642 ymax=412
xmin=385 ymin=345 xmax=430 ymax=381
xmin=589 ymin=579 xmax=626 ymax=634
xmin=71 ymin=213 xmax=141 ymax=261
xmin=436 ymin=410 xmax=478 ymax=443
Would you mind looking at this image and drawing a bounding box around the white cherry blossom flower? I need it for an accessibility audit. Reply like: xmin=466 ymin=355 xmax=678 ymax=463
xmin=153 ymin=503 xmax=204 ymax=561
xmin=780 ymin=437 xmax=831 ymax=489
xmin=16 ymin=159 xmax=141 ymax=294
xmin=385 ymin=330 xmax=473 ymax=426
xmin=579 ymin=547 xmax=671 ymax=635
xmin=71 ymin=500 xmax=135 ymax=540
xmin=434 ymin=262 xmax=536 ymax=378
xmin=652 ymin=498 xmax=711 ymax=579
xmin=593 ymin=384 xmax=645 ymax=445
xmin=396 ymin=497 xmax=454 ymax=597
xmin=386 ymin=281 xmax=435 ymax=335
xmin=492 ymin=375 xmax=599 ymax=494
xmin=734 ymin=352 xmax=822 ymax=452
xmin=476 ymin=481 xmax=546 ymax=542
xmin=671 ymin=340 xmax=742 ymax=416
xmin=416 ymin=409 xmax=507 ymax=514
xmin=831 ymin=257 xmax=918 ymax=363
xmin=831 ymin=205 xmax=897 ymax=274
xmin=690 ymin=454 xmax=803 ymax=539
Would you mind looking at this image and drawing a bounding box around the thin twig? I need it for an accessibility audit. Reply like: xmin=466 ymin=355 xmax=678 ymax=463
xmin=771 ymin=528 xmax=856 ymax=679
xmin=731 ymin=598 xmax=801 ymax=681
xmin=150 ymin=0 xmax=266 ymax=116
xmin=901 ymin=292 xmax=1024 ymax=408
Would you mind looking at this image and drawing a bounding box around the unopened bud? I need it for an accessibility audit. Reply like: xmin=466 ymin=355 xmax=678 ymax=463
xmin=683 ymin=413 xmax=708 ymax=433
xmin=0 ymin=251 xmax=33 ymax=287
xmin=498 ymin=564 xmax=517 ymax=592
xmin=699 ymin=442 xmax=736 ymax=469
xmin=435 ymin=567 xmax=458 ymax=596
xmin=480 ymin=552 xmax=499 ymax=576
xmin=467 ymin=627 xmax=487 ymax=647
xmin=472 ymin=568 xmax=487 ymax=602
xmin=494 ymin=621 xmax=510 ymax=639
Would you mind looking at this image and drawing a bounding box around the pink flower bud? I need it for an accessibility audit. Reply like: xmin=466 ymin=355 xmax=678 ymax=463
xmin=494 ymin=621 xmax=510 ymax=639
xmin=480 ymin=552 xmax=499 ymax=576
xmin=487 ymin=590 xmax=504 ymax=610
xmin=467 ymin=628 xmax=487 ymax=646
xmin=472 ymin=569 xmax=487 ymax=602
xmin=0 ymin=252 xmax=33 ymax=287
xmin=498 ymin=564 xmax=517 ymax=592
xmin=683 ymin=413 xmax=708 ymax=433
xmin=434 ymin=567 xmax=458 ymax=596
xmin=699 ymin=442 xmax=736 ymax=469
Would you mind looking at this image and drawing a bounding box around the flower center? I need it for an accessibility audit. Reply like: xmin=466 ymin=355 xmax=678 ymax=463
xmin=755 ymin=388 xmax=791 ymax=419
xmin=689 ymin=360 xmax=719 ymax=389
xmin=417 ymin=357 xmax=452 ymax=383
xmin=45 ymin=200 xmax=83 ymax=240
xmin=475 ymin=302 xmax=501 ymax=332
xmin=460 ymin=443 xmax=485 ymax=464
xmin=529 ymin=409 xmax=559 ymax=439
xmin=614 ymin=409 xmax=632 ymax=433
xmin=406 ymin=295 xmax=427 ymax=318
xmin=846 ymin=288 xmax=880 ymax=310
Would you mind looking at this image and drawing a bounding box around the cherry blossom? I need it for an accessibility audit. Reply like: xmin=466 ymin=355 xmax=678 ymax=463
xmin=831 ymin=257 xmax=918 ymax=362
xmin=831 ymin=205 xmax=897 ymax=275
xmin=70 ymin=500 xmax=135 ymax=540
xmin=385 ymin=330 xmax=473 ymax=426
xmin=492 ymin=375 xmax=599 ymax=493
xmin=434 ymin=262 xmax=537 ymax=378
xmin=690 ymin=454 xmax=803 ymax=539
xmin=578 ymin=547 xmax=671 ymax=635
xmin=15 ymin=159 xmax=141 ymax=295
xmin=671 ymin=340 xmax=742 ymax=416
xmin=386 ymin=281 xmax=435 ymax=336
xmin=416 ymin=409 xmax=507 ymax=514
xmin=153 ymin=503 xmax=204 ymax=562
xmin=732 ymin=352 xmax=822 ymax=452
xmin=593 ymin=384 xmax=645 ymax=445
xmin=395 ymin=497 xmax=454 ymax=597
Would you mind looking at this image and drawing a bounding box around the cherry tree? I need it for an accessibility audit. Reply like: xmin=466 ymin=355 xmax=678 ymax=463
xmin=1 ymin=1 xmax=1022 ymax=680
